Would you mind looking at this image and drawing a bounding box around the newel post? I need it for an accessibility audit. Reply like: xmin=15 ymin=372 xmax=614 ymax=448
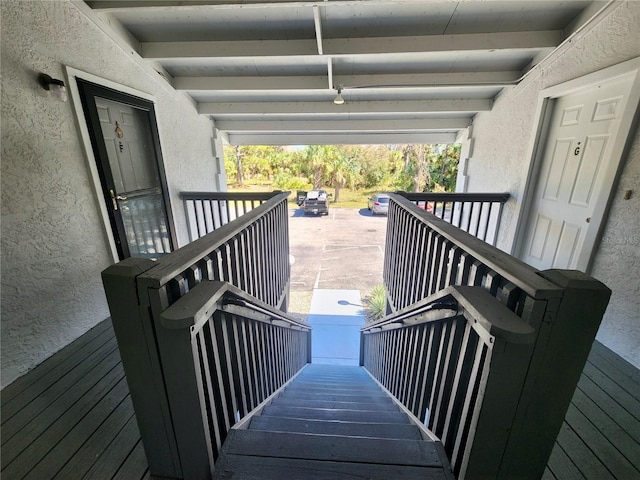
xmin=102 ymin=258 xmax=182 ymax=479
xmin=498 ymin=269 xmax=612 ymax=479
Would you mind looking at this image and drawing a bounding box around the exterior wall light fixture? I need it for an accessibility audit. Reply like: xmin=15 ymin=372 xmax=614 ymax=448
xmin=333 ymin=86 xmax=345 ymax=105
xmin=38 ymin=73 xmax=67 ymax=102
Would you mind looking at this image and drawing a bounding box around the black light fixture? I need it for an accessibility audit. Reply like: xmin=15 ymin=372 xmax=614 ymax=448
xmin=333 ymin=85 xmax=345 ymax=105
xmin=38 ymin=73 xmax=67 ymax=102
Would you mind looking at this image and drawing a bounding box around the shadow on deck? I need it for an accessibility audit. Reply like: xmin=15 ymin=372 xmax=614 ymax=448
xmin=1 ymin=318 xmax=638 ymax=480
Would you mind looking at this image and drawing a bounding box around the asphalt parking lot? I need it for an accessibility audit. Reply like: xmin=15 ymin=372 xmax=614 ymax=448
xmin=288 ymin=206 xmax=387 ymax=299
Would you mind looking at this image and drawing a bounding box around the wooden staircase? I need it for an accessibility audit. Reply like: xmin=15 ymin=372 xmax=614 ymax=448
xmin=213 ymin=364 xmax=454 ymax=479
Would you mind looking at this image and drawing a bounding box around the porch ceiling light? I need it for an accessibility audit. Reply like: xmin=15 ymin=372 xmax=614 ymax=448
xmin=333 ymin=86 xmax=345 ymax=105
xmin=38 ymin=73 xmax=67 ymax=102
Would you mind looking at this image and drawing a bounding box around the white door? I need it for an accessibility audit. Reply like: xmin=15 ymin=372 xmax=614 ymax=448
xmin=520 ymin=73 xmax=637 ymax=271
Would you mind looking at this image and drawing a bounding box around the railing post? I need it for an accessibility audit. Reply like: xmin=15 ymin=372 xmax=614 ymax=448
xmin=459 ymin=323 xmax=534 ymax=479
xmin=495 ymin=269 xmax=611 ymax=479
xmin=101 ymin=258 xmax=182 ymax=479
xmin=154 ymin=290 xmax=217 ymax=480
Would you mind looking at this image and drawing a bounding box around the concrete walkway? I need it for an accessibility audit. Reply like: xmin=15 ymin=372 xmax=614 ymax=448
xmin=308 ymin=289 xmax=365 ymax=366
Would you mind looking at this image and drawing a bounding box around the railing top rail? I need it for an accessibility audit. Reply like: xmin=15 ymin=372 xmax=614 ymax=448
xmin=161 ymin=280 xmax=310 ymax=331
xmin=140 ymin=191 xmax=290 ymax=288
xmin=180 ymin=191 xmax=285 ymax=201
xmin=362 ymin=285 xmax=535 ymax=345
xmin=395 ymin=191 xmax=511 ymax=202
xmin=389 ymin=193 xmax=561 ymax=299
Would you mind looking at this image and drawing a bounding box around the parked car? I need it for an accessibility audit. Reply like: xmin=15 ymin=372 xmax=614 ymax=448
xmin=368 ymin=193 xmax=390 ymax=215
xmin=417 ymin=201 xmax=434 ymax=213
xmin=303 ymin=190 xmax=330 ymax=215
xmin=296 ymin=190 xmax=307 ymax=206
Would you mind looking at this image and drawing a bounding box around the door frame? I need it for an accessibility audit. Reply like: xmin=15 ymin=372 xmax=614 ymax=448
xmin=65 ymin=67 xmax=177 ymax=261
xmin=512 ymin=57 xmax=640 ymax=273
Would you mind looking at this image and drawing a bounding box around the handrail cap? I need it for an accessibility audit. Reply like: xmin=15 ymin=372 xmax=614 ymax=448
xmin=453 ymin=286 xmax=535 ymax=344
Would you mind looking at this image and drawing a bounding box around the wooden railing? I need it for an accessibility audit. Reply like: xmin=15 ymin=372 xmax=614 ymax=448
xmin=156 ymin=281 xmax=309 ymax=476
xmin=181 ymin=191 xmax=285 ymax=241
xmin=102 ymin=191 xmax=299 ymax=479
xmin=385 ymin=193 xmax=550 ymax=315
xmin=370 ymin=193 xmax=612 ymax=479
xmin=362 ymin=286 xmax=534 ymax=478
xmin=396 ymin=192 xmax=510 ymax=245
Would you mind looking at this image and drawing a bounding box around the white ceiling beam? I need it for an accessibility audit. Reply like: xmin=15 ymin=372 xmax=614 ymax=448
xmin=87 ymin=0 xmax=542 ymax=13
xmin=215 ymin=118 xmax=472 ymax=132
xmin=198 ymin=99 xmax=492 ymax=115
xmin=175 ymin=76 xmax=329 ymax=90
xmin=141 ymin=31 xmax=561 ymax=59
xmin=313 ymin=5 xmax=323 ymax=55
xmin=227 ymin=132 xmax=460 ymax=146
xmin=88 ymin=1 xmax=510 ymax=13
xmin=174 ymin=72 xmax=520 ymax=91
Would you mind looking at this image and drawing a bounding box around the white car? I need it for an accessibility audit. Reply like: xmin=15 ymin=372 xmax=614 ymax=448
xmin=368 ymin=193 xmax=390 ymax=215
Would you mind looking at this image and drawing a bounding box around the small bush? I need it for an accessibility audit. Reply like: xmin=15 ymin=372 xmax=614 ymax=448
xmin=273 ymin=173 xmax=312 ymax=191
xmin=364 ymin=284 xmax=386 ymax=323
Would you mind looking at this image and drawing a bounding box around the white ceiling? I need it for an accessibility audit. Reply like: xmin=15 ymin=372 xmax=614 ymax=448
xmin=84 ymin=0 xmax=604 ymax=145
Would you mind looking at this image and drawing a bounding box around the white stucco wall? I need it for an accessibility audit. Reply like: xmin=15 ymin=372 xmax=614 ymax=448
xmin=461 ymin=2 xmax=640 ymax=367
xmin=1 ymin=0 xmax=222 ymax=387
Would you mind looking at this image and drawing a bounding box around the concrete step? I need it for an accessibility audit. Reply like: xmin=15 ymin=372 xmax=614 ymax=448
xmin=221 ymin=430 xmax=444 ymax=467
xmin=261 ymin=405 xmax=409 ymax=424
xmin=270 ymin=398 xmax=400 ymax=411
xmin=249 ymin=415 xmax=423 ymax=440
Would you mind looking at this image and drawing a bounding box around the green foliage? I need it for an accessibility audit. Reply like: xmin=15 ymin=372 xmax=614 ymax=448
xmin=223 ymin=143 xmax=460 ymax=194
xmin=273 ymin=173 xmax=312 ymax=191
xmin=364 ymin=284 xmax=386 ymax=323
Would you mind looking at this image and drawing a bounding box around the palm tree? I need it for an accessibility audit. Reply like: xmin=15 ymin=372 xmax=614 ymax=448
xmin=327 ymin=152 xmax=361 ymax=202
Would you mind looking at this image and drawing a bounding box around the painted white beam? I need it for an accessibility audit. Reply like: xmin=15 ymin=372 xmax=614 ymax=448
xmin=141 ymin=31 xmax=561 ymax=59
xmin=313 ymin=5 xmax=323 ymax=55
xmin=227 ymin=132 xmax=459 ymax=145
xmin=215 ymin=118 xmax=471 ymax=132
xmin=88 ymin=1 xmax=529 ymax=13
xmin=198 ymin=99 xmax=492 ymax=115
xmin=174 ymin=71 xmax=520 ymax=90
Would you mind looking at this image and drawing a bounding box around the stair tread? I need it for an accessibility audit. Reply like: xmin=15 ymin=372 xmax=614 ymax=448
xmin=279 ymin=392 xmax=392 ymax=402
xmin=222 ymin=430 xmax=444 ymax=466
xmin=271 ymin=398 xmax=400 ymax=411
xmin=262 ymin=405 xmax=409 ymax=423
xmin=213 ymin=454 xmax=451 ymax=479
xmin=249 ymin=416 xmax=423 ymax=440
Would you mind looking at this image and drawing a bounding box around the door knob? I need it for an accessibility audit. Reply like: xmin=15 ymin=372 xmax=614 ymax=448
xmin=586 ymin=217 xmax=591 ymax=223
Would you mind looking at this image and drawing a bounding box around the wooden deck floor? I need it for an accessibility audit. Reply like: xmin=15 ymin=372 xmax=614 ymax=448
xmin=1 ymin=318 xmax=638 ymax=479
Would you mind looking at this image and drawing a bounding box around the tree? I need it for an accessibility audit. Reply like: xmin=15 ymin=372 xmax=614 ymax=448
xmin=326 ymin=152 xmax=361 ymax=202
xmin=234 ymin=145 xmax=245 ymax=187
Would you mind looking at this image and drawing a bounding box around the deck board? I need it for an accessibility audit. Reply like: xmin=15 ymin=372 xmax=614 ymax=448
xmin=546 ymin=346 xmax=640 ymax=480
xmin=1 ymin=317 xmax=638 ymax=480
xmin=0 ymin=321 xmax=112 ymax=408
xmin=0 ymin=320 xmax=148 ymax=480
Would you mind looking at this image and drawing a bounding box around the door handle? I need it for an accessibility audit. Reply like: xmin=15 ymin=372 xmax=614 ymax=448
xmin=109 ymin=190 xmax=126 ymax=210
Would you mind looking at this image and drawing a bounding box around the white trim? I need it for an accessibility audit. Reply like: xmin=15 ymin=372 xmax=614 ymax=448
xmin=512 ymin=57 xmax=640 ymax=273
xmin=64 ymin=66 xmax=158 ymax=263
